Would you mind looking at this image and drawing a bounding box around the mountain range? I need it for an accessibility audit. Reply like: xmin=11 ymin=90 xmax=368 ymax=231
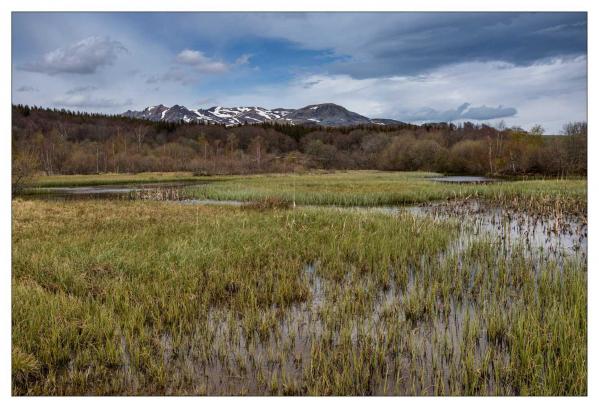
xmin=122 ymin=103 xmax=406 ymax=127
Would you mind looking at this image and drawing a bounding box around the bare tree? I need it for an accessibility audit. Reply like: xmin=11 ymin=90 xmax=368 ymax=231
xmin=197 ymin=134 xmax=209 ymax=161
xmin=12 ymin=147 xmax=39 ymax=195
xmin=135 ymin=125 xmax=149 ymax=151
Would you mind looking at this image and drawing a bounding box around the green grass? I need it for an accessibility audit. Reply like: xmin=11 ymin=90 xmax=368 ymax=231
xmin=12 ymin=198 xmax=586 ymax=395
xmin=183 ymin=171 xmax=586 ymax=213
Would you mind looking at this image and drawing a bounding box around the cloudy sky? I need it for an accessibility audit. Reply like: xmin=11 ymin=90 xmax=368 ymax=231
xmin=12 ymin=12 xmax=587 ymax=133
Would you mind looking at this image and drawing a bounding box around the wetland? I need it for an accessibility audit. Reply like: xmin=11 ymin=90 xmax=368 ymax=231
xmin=12 ymin=171 xmax=587 ymax=395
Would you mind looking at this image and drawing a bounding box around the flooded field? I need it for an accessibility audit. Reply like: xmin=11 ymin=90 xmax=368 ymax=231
xmin=150 ymin=201 xmax=586 ymax=395
xmin=23 ymin=182 xmax=208 ymax=201
xmin=407 ymin=200 xmax=586 ymax=257
xmin=12 ymin=173 xmax=587 ymax=395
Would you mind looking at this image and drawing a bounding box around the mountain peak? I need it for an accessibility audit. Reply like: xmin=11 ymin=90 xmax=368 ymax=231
xmin=122 ymin=103 xmax=401 ymax=127
xmin=283 ymin=103 xmax=371 ymax=126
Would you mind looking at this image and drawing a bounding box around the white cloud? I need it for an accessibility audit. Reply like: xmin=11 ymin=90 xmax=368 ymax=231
xmin=20 ymin=36 xmax=127 ymax=75
xmin=214 ymin=57 xmax=586 ymax=133
xmin=175 ymin=49 xmax=229 ymax=74
xmin=145 ymin=49 xmax=250 ymax=86
xmin=12 ymin=26 xmax=202 ymax=113
xmin=234 ymin=54 xmax=252 ymax=65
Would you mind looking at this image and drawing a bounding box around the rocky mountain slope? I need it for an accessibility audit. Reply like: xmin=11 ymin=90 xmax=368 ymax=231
xmin=122 ymin=103 xmax=406 ymax=127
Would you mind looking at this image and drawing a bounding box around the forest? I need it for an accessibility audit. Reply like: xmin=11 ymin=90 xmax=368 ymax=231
xmin=12 ymin=104 xmax=587 ymax=182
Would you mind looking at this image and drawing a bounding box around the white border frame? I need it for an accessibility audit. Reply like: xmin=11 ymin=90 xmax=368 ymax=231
xmin=1 ymin=1 xmax=595 ymax=407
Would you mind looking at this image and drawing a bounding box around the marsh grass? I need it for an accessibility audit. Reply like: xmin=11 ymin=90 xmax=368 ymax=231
xmin=12 ymin=194 xmax=586 ymax=395
xmin=183 ymin=171 xmax=586 ymax=215
xmin=27 ymin=171 xmax=586 ymax=217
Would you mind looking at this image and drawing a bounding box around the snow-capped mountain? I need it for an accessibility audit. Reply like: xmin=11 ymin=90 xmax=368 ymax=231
xmin=122 ymin=103 xmax=406 ymax=127
xmin=281 ymin=103 xmax=371 ymax=126
xmin=123 ymin=104 xmax=292 ymax=126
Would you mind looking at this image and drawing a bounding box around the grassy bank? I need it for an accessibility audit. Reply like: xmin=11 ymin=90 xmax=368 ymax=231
xmin=184 ymin=171 xmax=586 ymax=215
xmin=12 ymin=198 xmax=586 ymax=395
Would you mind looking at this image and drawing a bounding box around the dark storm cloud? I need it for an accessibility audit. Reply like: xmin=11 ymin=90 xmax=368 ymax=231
xmin=464 ymin=105 xmax=518 ymax=121
xmin=329 ymin=13 xmax=587 ymax=78
xmin=400 ymin=103 xmax=517 ymax=122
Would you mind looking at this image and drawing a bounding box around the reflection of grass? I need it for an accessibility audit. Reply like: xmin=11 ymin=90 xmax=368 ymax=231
xmin=28 ymin=172 xmax=217 ymax=188
xmin=12 ymin=198 xmax=586 ymax=395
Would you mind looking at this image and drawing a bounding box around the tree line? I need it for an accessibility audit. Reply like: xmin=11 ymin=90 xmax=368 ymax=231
xmin=12 ymin=105 xmax=587 ymax=189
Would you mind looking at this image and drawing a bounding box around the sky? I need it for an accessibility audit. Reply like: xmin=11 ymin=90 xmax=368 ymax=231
xmin=12 ymin=12 xmax=587 ymax=133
